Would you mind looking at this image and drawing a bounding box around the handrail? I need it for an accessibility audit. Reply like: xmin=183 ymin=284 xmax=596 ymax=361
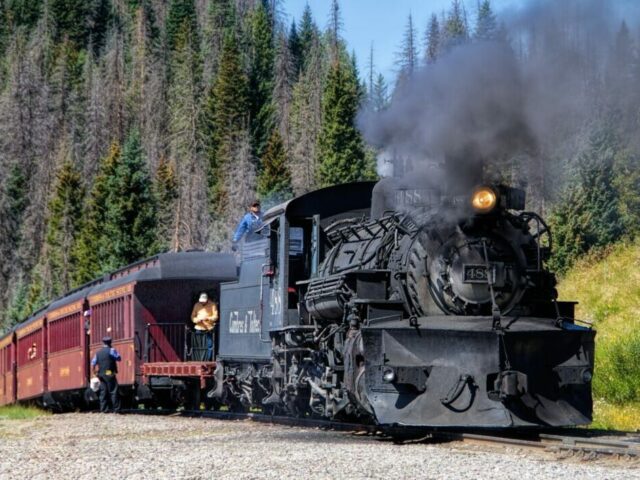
xmin=145 ymin=323 xmax=189 ymax=363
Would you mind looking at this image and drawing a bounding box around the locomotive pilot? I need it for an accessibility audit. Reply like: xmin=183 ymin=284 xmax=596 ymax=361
xmin=91 ymin=336 xmax=122 ymax=413
xmin=191 ymin=292 xmax=218 ymax=361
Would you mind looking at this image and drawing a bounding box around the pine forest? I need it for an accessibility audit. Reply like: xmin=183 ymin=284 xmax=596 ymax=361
xmin=0 ymin=0 xmax=639 ymax=333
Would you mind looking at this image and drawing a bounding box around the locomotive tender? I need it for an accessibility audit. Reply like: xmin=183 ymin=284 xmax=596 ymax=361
xmin=0 ymin=178 xmax=595 ymax=428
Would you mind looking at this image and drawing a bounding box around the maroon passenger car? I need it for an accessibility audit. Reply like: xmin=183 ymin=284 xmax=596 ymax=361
xmin=0 ymin=252 xmax=236 ymax=410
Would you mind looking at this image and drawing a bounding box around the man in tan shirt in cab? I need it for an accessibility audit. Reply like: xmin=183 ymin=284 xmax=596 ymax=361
xmin=191 ymin=292 xmax=218 ymax=361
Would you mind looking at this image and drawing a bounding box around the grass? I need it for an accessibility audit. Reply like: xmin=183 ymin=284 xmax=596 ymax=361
xmin=0 ymin=404 xmax=50 ymax=420
xmin=557 ymin=239 xmax=640 ymax=430
xmin=591 ymin=399 xmax=640 ymax=431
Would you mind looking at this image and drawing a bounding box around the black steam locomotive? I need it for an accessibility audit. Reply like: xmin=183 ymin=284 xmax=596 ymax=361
xmin=214 ymin=178 xmax=595 ymax=428
xmin=0 ymin=176 xmax=595 ymax=428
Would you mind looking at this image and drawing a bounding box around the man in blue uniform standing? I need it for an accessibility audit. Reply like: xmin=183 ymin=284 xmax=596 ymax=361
xmin=232 ymin=200 xmax=263 ymax=250
xmin=91 ymin=336 xmax=122 ymax=413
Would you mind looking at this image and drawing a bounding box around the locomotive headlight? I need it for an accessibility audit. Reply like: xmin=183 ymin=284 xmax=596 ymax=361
xmin=382 ymin=368 xmax=396 ymax=383
xmin=471 ymin=187 xmax=498 ymax=213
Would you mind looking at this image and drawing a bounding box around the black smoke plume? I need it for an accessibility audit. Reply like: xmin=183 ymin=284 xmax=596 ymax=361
xmin=360 ymin=0 xmax=640 ymax=203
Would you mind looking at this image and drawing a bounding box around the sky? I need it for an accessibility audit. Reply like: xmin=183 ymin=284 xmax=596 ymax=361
xmin=281 ymin=0 xmax=524 ymax=81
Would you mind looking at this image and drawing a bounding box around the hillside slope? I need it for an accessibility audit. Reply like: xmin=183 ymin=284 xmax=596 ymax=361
xmin=557 ymin=240 xmax=640 ymax=430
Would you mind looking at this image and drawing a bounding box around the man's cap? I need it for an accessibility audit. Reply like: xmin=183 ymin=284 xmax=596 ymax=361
xmin=102 ymin=336 xmax=112 ymax=344
xmin=199 ymin=292 xmax=208 ymax=302
xmin=250 ymin=200 xmax=260 ymax=207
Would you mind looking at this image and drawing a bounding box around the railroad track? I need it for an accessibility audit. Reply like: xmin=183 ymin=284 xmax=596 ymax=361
xmin=121 ymin=408 xmax=640 ymax=460
xmin=435 ymin=431 xmax=640 ymax=459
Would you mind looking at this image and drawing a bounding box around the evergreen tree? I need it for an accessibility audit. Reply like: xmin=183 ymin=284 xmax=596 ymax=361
xmin=166 ymin=0 xmax=198 ymax=53
xmin=74 ymin=132 xmax=158 ymax=280
xmin=371 ymin=73 xmax=389 ymax=112
xmin=202 ymin=0 xmax=235 ymax=81
xmin=4 ymin=0 xmax=42 ymax=30
xmin=396 ymin=13 xmax=418 ymax=80
xmin=317 ymin=59 xmax=369 ymax=187
xmin=249 ymin=1 xmax=275 ymax=157
xmin=366 ymin=43 xmax=375 ymax=98
xmin=608 ymin=21 xmax=638 ymax=124
xmin=613 ymin=21 xmax=634 ymax=73
xmin=257 ymin=130 xmax=293 ymax=202
xmin=0 ymin=165 xmax=28 ymax=313
xmin=5 ymin=277 xmax=29 ymax=328
xmin=43 ymin=160 xmax=84 ymax=296
xmin=289 ymin=34 xmax=324 ymax=194
xmin=25 ymin=261 xmax=48 ymax=315
xmin=613 ymin=149 xmax=640 ymax=236
xmin=442 ymin=0 xmax=468 ymax=51
xmin=49 ymin=39 xmax=84 ymax=122
xmin=101 ymin=28 xmax=127 ymax=144
xmin=548 ymin=130 xmax=624 ymax=273
xmin=328 ymin=0 xmax=343 ymax=62
xmin=475 ymin=0 xmax=498 ymax=41
xmin=166 ymin=16 xmax=207 ymax=250
xmin=425 ymin=13 xmax=440 ymax=63
xmin=578 ymin=131 xmax=624 ymax=248
xmin=273 ymin=30 xmax=294 ymax=149
xmin=73 ymin=142 xmax=119 ymax=284
xmin=0 ymin=165 xmax=27 ymax=264
xmin=288 ymin=19 xmax=302 ymax=76
xmin=547 ymin=186 xmax=587 ymax=274
xmin=82 ymin=51 xmax=106 ymax=180
xmin=0 ymin=1 xmax=8 ymax=56
xmin=208 ymin=33 xmax=249 ymax=154
xmin=154 ymin=158 xmax=179 ymax=251
xmin=105 ymin=128 xmax=157 ymax=267
xmin=209 ymin=128 xmax=256 ymax=249
xmin=50 ymin=0 xmax=89 ymax=46
xmin=127 ymin=0 xmax=162 ymax=168
xmin=87 ymin=0 xmax=111 ymax=53
xmin=297 ymin=3 xmax=320 ymax=70
xmin=206 ymin=33 xmax=249 ymax=214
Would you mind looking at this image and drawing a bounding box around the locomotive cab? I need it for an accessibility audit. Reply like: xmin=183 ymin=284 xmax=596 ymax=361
xmin=219 ymin=182 xmax=376 ymax=340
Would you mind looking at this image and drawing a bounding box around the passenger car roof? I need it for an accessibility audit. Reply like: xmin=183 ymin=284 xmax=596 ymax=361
xmin=88 ymin=251 xmax=237 ymax=295
xmin=5 ymin=252 xmax=237 ymax=334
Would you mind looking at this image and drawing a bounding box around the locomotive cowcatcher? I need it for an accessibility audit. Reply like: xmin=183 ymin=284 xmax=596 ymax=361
xmin=0 ymin=178 xmax=595 ymax=429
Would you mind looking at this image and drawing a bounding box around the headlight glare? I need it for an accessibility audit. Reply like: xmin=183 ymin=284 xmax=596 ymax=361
xmin=471 ymin=187 xmax=498 ymax=213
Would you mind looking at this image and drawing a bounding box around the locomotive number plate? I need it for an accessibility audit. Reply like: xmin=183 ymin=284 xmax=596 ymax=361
xmin=463 ymin=264 xmax=490 ymax=283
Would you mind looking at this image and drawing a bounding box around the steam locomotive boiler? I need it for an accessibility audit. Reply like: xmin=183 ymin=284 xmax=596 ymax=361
xmin=213 ymin=178 xmax=595 ymax=428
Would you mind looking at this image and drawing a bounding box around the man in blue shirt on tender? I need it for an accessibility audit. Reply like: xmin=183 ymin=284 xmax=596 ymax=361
xmin=91 ymin=336 xmax=122 ymax=413
xmin=232 ymin=200 xmax=263 ymax=250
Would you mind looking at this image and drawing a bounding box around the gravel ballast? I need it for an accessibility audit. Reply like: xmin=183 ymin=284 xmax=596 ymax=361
xmin=0 ymin=413 xmax=638 ymax=480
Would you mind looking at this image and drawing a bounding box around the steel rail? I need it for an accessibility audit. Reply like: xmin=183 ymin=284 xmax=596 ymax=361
xmin=436 ymin=431 xmax=640 ymax=458
xmin=119 ymin=409 xmax=640 ymax=458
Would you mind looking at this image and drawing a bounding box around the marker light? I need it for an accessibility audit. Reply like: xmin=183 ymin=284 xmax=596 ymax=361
xmin=382 ymin=368 xmax=396 ymax=383
xmin=471 ymin=187 xmax=498 ymax=213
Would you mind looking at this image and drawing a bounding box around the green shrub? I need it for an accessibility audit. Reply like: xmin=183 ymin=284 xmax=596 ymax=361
xmin=557 ymin=240 xmax=640 ymax=430
xmin=594 ymin=331 xmax=640 ymax=404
